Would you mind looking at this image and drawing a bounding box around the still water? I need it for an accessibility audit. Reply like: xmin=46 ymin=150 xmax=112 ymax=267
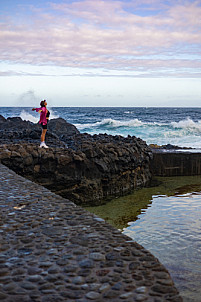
xmin=85 ymin=176 xmax=201 ymax=302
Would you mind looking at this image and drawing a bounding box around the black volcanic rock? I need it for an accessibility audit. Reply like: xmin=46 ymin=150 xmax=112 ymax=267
xmin=0 ymin=115 xmax=6 ymax=122
xmin=48 ymin=118 xmax=80 ymax=136
xmin=0 ymin=114 xmax=153 ymax=205
xmin=0 ymin=116 xmax=79 ymax=147
xmin=0 ymin=116 xmax=35 ymax=130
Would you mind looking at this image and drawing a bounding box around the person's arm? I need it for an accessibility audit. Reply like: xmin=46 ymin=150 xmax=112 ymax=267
xmin=32 ymin=107 xmax=42 ymax=113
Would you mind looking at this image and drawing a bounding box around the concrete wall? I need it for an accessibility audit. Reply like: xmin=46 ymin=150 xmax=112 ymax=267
xmin=151 ymin=151 xmax=201 ymax=176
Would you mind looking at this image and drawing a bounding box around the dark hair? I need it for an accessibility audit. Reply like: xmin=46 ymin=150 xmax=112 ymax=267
xmin=40 ymin=100 xmax=46 ymax=107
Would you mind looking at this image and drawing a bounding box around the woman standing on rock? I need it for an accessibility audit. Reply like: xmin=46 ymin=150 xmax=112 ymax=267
xmin=32 ymin=100 xmax=50 ymax=148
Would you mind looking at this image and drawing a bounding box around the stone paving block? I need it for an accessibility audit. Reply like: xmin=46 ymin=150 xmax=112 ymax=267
xmin=0 ymin=163 xmax=183 ymax=301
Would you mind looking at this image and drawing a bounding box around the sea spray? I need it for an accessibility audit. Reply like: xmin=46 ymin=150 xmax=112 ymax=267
xmin=20 ymin=110 xmax=38 ymax=123
xmin=19 ymin=108 xmax=59 ymax=124
xmin=74 ymin=118 xmax=143 ymax=130
xmin=171 ymin=117 xmax=201 ymax=132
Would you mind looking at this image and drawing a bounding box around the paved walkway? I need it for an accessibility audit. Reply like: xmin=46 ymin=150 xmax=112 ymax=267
xmin=0 ymin=164 xmax=182 ymax=301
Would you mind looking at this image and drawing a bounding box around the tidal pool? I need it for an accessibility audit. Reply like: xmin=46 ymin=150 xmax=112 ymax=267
xmin=85 ymin=176 xmax=201 ymax=302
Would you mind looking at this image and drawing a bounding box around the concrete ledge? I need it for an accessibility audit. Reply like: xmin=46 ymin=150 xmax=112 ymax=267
xmin=0 ymin=164 xmax=182 ymax=301
xmin=151 ymin=151 xmax=201 ymax=176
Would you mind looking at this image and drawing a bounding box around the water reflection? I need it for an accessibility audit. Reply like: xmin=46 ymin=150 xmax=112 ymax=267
xmin=124 ymin=193 xmax=201 ymax=302
xmin=85 ymin=175 xmax=201 ymax=230
xmin=86 ymin=189 xmax=153 ymax=229
xmin=85 ymin=175 xmax=201 ymax=302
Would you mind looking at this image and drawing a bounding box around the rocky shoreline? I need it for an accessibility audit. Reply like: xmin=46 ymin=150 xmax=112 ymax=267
xmin=0 ymin=115 xmax=152 ymax=206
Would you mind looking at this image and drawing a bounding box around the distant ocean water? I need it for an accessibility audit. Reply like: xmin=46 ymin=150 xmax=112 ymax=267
xmin=1 ymin=107 xmax=201 ymax=149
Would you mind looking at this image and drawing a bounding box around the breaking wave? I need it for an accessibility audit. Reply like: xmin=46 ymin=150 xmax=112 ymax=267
xmin=75 ymin=117 xmax=201 ymax=131
xmin=19 ymin=109 xmax=59 ymax=124
xmin=171 ymin=117 xmax=201 ymax=132
xmin=75 ymin=118 xmax=146 ymax=130
xmin=74 ymin=117 xmax=201 ymax=149
xmin=19 ymin=110 xmax=38 ymax=123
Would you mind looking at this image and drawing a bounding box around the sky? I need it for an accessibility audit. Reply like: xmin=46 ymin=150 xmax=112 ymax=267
xmin=0 ymin=0 xmax=201 ymax=107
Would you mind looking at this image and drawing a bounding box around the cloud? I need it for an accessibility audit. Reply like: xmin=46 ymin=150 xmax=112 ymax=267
xmin=0 ymin=0 xmax=201 ymax=77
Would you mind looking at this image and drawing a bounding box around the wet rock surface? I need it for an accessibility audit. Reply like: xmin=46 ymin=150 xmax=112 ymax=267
xmin=0 ymin=163 xmax=182 ymax=301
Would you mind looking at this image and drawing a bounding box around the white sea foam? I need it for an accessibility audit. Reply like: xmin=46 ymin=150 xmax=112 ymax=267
xmin=97 ymin=118 xmax=144 ymax=127
xmin=171 ymin=118 xmax=201 ymax=132
xmin=75 ymin=116 xmax=201 ymax=149
xmin=75 ymin=118 xmax=144 ymax=129
xmin=124 ymin=111 xmax=134 ymax=114
xmin=19 ymin=109 xmax=59 ymax=123
xmin=20 ymin=110 xmax=38 ymax=123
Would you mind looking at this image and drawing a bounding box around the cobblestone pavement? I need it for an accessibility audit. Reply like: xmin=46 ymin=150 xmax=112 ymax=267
xmin=0 ymin=164 xmax=182 ymax=301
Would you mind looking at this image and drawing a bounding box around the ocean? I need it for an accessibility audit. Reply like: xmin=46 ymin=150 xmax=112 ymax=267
xmin=1 ymin=106 xmax=201 ymax=149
